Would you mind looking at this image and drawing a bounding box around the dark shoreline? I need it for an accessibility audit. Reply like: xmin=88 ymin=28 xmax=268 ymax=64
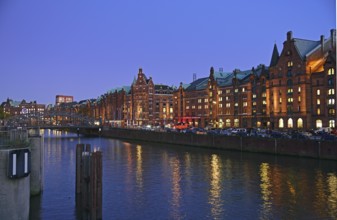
xmin=82 ymin=127 xmax=337 ymax=161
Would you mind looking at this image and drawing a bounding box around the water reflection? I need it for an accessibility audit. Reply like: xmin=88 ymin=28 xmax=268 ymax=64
xmin=208 ymin=154 xmax=224 ymax=219
xmin=136 ymin=145 xmax=143 ymax=192
xmin=169 ymin=156 xmax=182 ymax=219
xmin=259 ymin=163 xmax=272 ymax=219
xmin=31 ymin=131 xmax=337 ymax=219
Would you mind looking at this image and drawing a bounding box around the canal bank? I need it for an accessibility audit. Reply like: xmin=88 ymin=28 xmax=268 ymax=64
xmin=85 ymin=127 xmax=337 ymax=160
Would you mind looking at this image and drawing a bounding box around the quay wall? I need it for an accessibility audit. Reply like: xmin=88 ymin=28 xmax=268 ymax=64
xmin=96 ymin=128 xmax=337 ymax=160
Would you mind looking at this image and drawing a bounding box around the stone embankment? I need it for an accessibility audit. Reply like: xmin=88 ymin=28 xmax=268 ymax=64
xmin=87 ymin=128 xmax=337 ymax=160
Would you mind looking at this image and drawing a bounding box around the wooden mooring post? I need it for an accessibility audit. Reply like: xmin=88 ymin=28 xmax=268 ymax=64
xmin=76 ymin=144 xmax=102 ymax=220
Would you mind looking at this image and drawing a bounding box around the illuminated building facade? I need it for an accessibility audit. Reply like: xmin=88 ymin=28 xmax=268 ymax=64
xmin=174 ymin=30 xmax=336 ymax=129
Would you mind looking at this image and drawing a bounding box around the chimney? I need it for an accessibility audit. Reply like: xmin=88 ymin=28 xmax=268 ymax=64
xmin=287 ymin=31 xmax=293 ymax=41
xmin=320 ymin=35 xmax=324 ymax=53
xmin=331 ymin=29 xmax=336 ymax=49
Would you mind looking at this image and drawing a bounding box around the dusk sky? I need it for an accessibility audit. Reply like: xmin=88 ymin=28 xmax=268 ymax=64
xmin=0 ymin=0 xmax=335 ymax=105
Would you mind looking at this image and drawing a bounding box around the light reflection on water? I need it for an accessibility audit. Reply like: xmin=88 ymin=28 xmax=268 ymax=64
xmin=30 ymin=130 xmax=337 ymax=219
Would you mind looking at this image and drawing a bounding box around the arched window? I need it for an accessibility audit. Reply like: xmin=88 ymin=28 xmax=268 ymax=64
xmin=329 ymin=120 xmax=335 ymax=128
xmin=225 ymin=119 xmax=231 ymax=127
xmin=297 ymin=118 xmax=303 ymax=128
xmin=316 ymin=119 xmax=322 ymax=128
xmin=234 ymin=119 xmax=239 ymax=127
xmin=279 ymin=118 xmax=284 ymax=128
xmin=288 ymin=118 xmax=293 ymax=128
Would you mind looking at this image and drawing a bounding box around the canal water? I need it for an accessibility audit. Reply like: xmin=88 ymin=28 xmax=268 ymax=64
xmin=30 ymin=130 xmax=337 ymax=219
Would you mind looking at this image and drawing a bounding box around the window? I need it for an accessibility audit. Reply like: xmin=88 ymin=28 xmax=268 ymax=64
xmin=198 ymin=105 xmax=202 ymax=109
xmin=328 ymin=89 xmax=335 ymax=95
xmin=226 ymin=103 xmax=230 ymax=108
xmin=198 ymin=99 xmax=202 ymax=103
xmin=298 ymin=96 xmax=301 ymax=102
xmin=287 ymin=61 xmax=293 ymax=67
xmin=288 ymin=118 xmax=293 ymax=128
xmin=253 ymin=102 xmax=257 ymax=106
xmin=328 ymin=99 xmax=335 ymax=105
xmin=328 ymin=79 xmax=334 ymax=86
xmin=218 ymin=90 xmax=222 ymax=95
xmin=219 ymin=97 xmax=222 ymax=102
xmin=298 ymin=86 xmax=301 ymax=92
xmin=317 ymin=108 xmax=321 ymax=115
xmin=226 ymin=119 xmax=231 ymax=127
xmin=170 ymin=108 xmax=173 ymax=113
xmin=163 ymin=108 xmax=166 ymax=113
xmin=297 ymin=118 xmax=303 ymax=128
xmin=226 ymin=96 xmax=229 ymax=101
xmin=242 ymin=88 xmax=245 ymax=92
xmin=218 ymin=104 xmax=222 ymax=108
xmin=279 ymin=118 xmax=284 ymax=128
xmin=209 ymin=92 xmax=213 ymax=97
xmin=279 ymin=98 xmax=282 ymax=103
xmin=263 ymin=100 xmax=267 ymax=105
xmin=287 ymin=98 xmax=293 ymax=103
xmin=186 ymin=106 xmax=190 ymax=110
xmin=253 ymin=94 xmax=257 ymax=99
xmin=317 ymin=99 xmax=320 ymax=105
xmin=329 ymin=109 xmax=335 ymax=115
xmin=317 ymin=89 xmax=320 ymax=95
xmin=243 ymin=102 xmax=248 ymax=107
xmin=226 ymin=89 xmax=230 ymax=94
xmin=287 ymin=88 xmax=293 ymax=94
xmin=262 ymin=92 xmax=266 ymax=98
xmin=205 ymin=105 xmax=208 ymax=109
xmin=234 ymin=103 xmax=238 ymax=107
xmin=192 ymin=105 xmax=195 ymax=109
xmin=328 ymin=68 xmax=335 ymax=75
xmin=235 ymin=89 xmax=238 ymax=93
xmin=329 ymin=120 xmax=335 ymax=128
xmin=204 ymin=98 xmax=208 ymax=102
xmin=234 ymin=119 xmax=239 ymax=127
xmin=316 ymin=119 xmax=322 ymax=128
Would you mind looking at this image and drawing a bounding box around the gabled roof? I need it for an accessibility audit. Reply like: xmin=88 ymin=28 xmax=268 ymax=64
xmin=294 ymin=38 xmax=320 ymax=60
xmin=185 ymin=77 xmax=209 ymax=91
xmin=108 ymin=86 xmax=131 ymax=94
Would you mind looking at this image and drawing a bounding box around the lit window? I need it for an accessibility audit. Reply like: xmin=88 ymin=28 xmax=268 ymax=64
xmin=317 ymin=99 xmax=320 ymax=105
xmin=204 ymin=98 xmax=208 ymax=102
xmin=219 ymin=97 xmax=222 ymax=102
xmin=288 ymin=118 xmax=293 ymax=128
xmin=279 ymin=98 xmax=282 ymax=103
xmin=329 ymin=109 xmax=335 ymax=115
xmin=226 ymin=89 xmax=230 ymax=94
xmin=297 ymin=118 xmax=303 ymax=128
xmin=329 ymin=120 xmax=335 ymax=128
xmin=205 ymin=105 xmax=208 ymax=109
xmin=186 ymin=106 xmax=190 ymax=110
xmin=243 ymin=102 xmax=248 ymax=107
xmin=198 ymin=99 xmax=202 ymax=103
xmin=226 ymin=103 xmax=230 ymax=108
xmin=263 ymin=100 xmax=267 ymax=105
xmin=298 ymin=86 xmax=301 ymax=92
xmin=279 ymin=118 xmax=284 ymax=128
xmin=253 ymin=102 xmax=257 ymax=106
xmin=170 ymin=108 xmax=173 ymax=113
xmin=198 ymin=105 xmax=202 ymax=109
xmin=235 ymin=103 xmax=238 ymax=107
xmin=298 ymin=96 xmax=301 ymax=102
xmin=235 ymin=89 xmax=238 ymax=93
xmin=226 ymin=119 xmax=231 ymax=127
xmin=287 ymin=98 xmax=293 ymax=103
xmin=218 ymin=90 xmax=222 ymax=95
xmin=262 ymin=92 xmax=266 ymax=97
xmin=328 ymin=99 xmax=335 ymax=105
xmin=192 ymin=105 xmax=196 ymax=109
xmin=328 ymin=68 xmax=335 ymax=75
xmin=253 ymin=94 xmax=257 ymax=98
xmin=163 ymin=108 xmax=166 ymax=113
xmin=317 ymin=108 xmax=321 ymax=115
xmin=209 ymin=92 xmax=213 ymax=97
xmin=226 ymin=96 xmax=229 ymax=101
xmin=234 ymin=119 xmax=239 ymax=127
xmin=328 ymin=89 xmax=335 ymax=95
xmin=242 ymin=88 xmax=245 ymax=92
xmin=316 ymin=119 xmax=322 ymax=128
xmin=219 ymin=104 xmax=222 ymax=108
xmin=287 ymin=88 xmax=293 ymax=94
xmin=317 ymin=89 xmax=320 ymax=95
xmin=287 ymin=61 xmax=293 ymax=67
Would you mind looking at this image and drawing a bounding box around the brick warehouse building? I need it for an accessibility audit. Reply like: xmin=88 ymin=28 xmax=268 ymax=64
xmin=174 ymin=30 xmax=336 ymax=130
xmin=87 ymin=68 xmax=174 ymax=127
xmin=74 ymin=29 xmax=335 ymax=130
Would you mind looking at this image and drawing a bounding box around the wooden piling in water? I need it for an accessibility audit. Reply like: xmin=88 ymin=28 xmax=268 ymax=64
xmin=75 ymin=144 xmax=102 ymax=220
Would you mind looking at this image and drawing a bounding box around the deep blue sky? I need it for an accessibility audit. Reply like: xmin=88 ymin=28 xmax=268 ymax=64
xmin=0 ymin=0 xmax=335 ymax=105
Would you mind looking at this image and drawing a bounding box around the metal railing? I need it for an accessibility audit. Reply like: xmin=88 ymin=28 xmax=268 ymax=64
xmin=0 ymin=129 xmax=29 ymax=148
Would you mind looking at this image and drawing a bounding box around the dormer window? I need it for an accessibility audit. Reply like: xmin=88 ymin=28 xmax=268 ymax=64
xmin=328 ymin=68 xmax=335 ymax=75
xmin=287 ymin=61 xmax=293 ymax=67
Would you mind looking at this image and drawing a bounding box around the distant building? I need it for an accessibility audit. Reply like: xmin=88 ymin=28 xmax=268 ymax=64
xmin=1 ymin=98 xmax=45 ymax=117
xmin=55 ymin=95 xmax=74 ymax=106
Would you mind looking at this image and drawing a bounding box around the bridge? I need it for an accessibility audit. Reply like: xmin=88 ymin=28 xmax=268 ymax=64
xmin=3 ymin=110 xmax=101 ymax=131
